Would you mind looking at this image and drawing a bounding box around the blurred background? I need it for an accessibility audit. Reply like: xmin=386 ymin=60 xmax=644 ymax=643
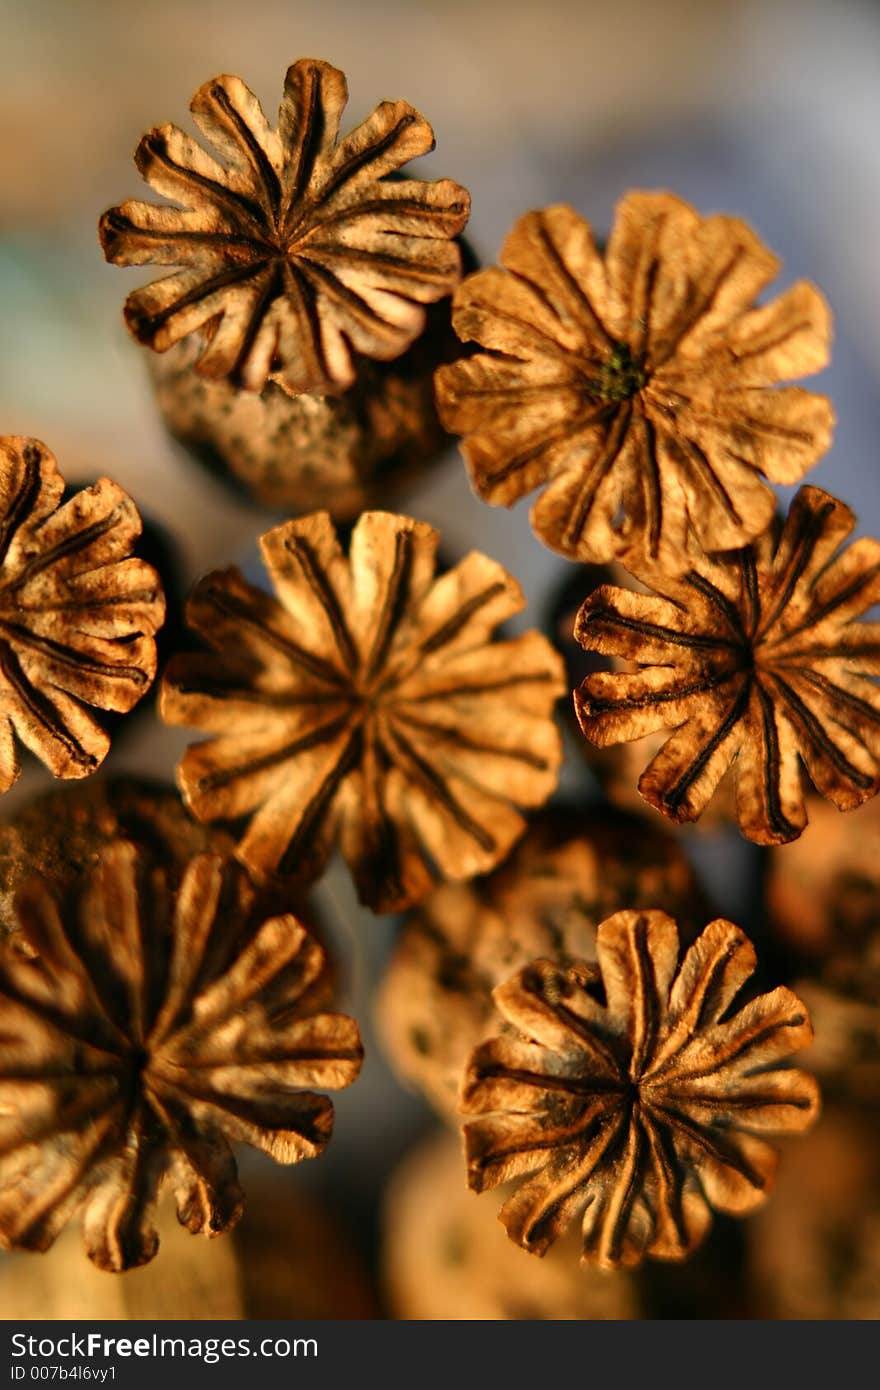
xmin=1 ymin=0 xmax=879 ymax=1319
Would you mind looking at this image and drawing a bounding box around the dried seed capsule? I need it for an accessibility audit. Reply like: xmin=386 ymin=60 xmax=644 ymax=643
xmin=147 ymin=296 xmax=467 ymax=518
xmin=575 ymin=487 xmax=880 ymax=844
xmin=100 ymin=59 xmax=471 ymax=515
xmin=161 ymin=510 xmax=565 ymax=912
xmin=0 ymin=842 xmax=362 ymax=1270
xmin=544 ymin=561 xmax=738 ymax=829
xmin=0 ymin=437 xmax=164 ymax=791
xmin=461 ymin=910 xmax=819 ymax=1269
xmin=437 ymin=194 xmax=832 ymax=570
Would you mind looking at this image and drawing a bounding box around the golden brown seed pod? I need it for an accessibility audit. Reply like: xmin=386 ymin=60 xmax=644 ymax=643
xmin=100 ymin=59 xmax=470 ymax=396
xmin=575 ymin=486 xmax=880 ymax=845
xmin=580 ymin=728 xmax=739 ymax=833
xmin=0 ymin=842 xmax=362 ymax=1271
xmin=160 ymin=509 xmax=565 ymax=913
xmin=376 ymin=809 xmax=708 ymax=1121
xmin=0 ymin=438 xmax=164 ymax=792
xmin=100 ymin=59 xmax=471 ymax=514
xmin=461 ymin=910 xmax=819 ymax=1270
xmin=436 ymin=193 xmax=832 ymax=571
xmin=383 ymin=1129 xmax=638 ymax=1320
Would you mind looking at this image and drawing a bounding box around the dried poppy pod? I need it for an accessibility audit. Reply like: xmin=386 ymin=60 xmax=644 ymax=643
xmin=383 ymin=1129 xmax=638 ymax=1320
xmin=0 ymin=437 xmax=164 ymax=791
xmin=461 ymin=909 xmax=819 ymax=1270
xmin=160 ymin=509 xmax=565 ymax=913
xmin=377 ymin=809 xmax=708 ymax=1121
xmin=0 ymin=841 xmax=362 ymax=1271
xmin=100 ymin=59 xmax=471 ymax=516
xmin=747 ymin=1106 xmax=880 ymax=1319
xmin=436 ymin=191 xmax=828 ymax=569
xmin=575 ymin=486 xmax=880 ymax=845
xmin=435 ymin=193 xmax=833 ymax=571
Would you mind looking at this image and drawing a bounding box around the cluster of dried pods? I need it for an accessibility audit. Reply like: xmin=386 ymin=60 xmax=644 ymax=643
xmin=1 ymin=55 xmax=875 ymax=1299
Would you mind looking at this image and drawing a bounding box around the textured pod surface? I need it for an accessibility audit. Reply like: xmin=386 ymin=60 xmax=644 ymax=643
xmin=148 ymin=292 xmax=460 ymax=518
xmin=161 ymin=510 xmax=565 ymax=912
xmin=0 ymin=843 xmax=362 ymax=1271
xmin=377 ymin=809 xmax=707 ymax=1120
xmin=101 ymin=59 xmax=470 ymax=397
xmin=0 ymin=778 xmax=319 ymax=946
xmin=0 ymin=778 xmax=237 ymax=937
xmin=383 ymin=1129 xmax=638 ymax=1319
xmin=575 ymin=486 xmax=880 ymax=844
xmin=462 ymin=909 xmax=819 ymax=1269
xmin=0 ymin=438 xmax=164 ymax=791
xmin=436 ymin=194 xmax=832 ymax=569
